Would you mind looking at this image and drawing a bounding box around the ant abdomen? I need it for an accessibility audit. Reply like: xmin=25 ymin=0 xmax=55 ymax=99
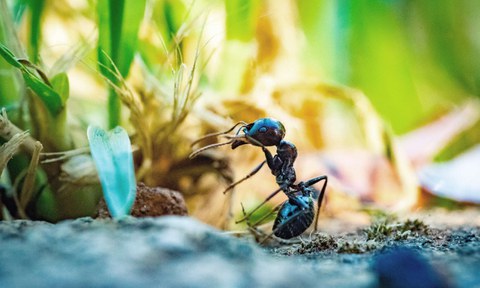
xmin=273 ymin=196 xmax=315 ymax=239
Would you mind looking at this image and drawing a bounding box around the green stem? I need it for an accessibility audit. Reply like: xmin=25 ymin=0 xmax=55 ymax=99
xmin=108 ymin=88 xmax=120 ymax=129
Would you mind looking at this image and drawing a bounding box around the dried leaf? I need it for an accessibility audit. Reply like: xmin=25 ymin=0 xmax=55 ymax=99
xmin=419 ymin=145 xmax=480 ymax=203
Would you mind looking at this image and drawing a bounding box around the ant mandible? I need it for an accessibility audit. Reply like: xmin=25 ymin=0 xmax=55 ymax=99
xmin=190 ymin=117 xmax=328 ymax=240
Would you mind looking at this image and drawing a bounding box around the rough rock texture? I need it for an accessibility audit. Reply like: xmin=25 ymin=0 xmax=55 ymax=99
xmin=0 ymin=217 xmax=324 ymax=288
xmin=0 ymin=217 xmax=479 ymax=287
xmin=97 ymin=183 xmax=188 ymax=218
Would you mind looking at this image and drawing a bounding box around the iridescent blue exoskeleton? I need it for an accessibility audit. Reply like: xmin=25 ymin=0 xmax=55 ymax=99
xmin=190 ymin=117 xmax=328 ymax=240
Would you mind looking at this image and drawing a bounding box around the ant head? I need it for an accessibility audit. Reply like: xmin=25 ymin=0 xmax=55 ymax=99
xmin=232 ymin=118 xmax=286 ymax=149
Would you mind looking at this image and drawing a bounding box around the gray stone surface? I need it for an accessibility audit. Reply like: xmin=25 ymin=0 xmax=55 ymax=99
xmin=0 ymin=217 xmax=344 ymax=288
xmin=0 ymin=217 xmax=478 ymax=287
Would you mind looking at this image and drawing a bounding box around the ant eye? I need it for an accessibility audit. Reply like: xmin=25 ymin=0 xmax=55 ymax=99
xmin=259 ymin=127 xmax=267 ymax=133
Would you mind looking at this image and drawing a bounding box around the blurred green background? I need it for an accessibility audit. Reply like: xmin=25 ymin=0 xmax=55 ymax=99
xmin=2 ymin=0 xmax=478 ymax=132
xmin=302 ymin=1 xmax=479 ymax=133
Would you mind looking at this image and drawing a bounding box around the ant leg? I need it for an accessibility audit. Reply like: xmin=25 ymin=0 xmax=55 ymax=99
xmin=235 ymin=186 xmax=283 ymax=223
xmin=244 ymin=135 xmax=278 ymax=171
xmin=223 ymin=160 xmax=266 ymax=194
xmin=304 ymin=175 xmax=328 ymax=232
xmin=222 ymin=185 xmax=236 ymax=230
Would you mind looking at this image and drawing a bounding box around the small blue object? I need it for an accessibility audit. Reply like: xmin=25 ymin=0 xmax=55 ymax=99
xmin=87 ymin=126 xmax=136 ymax=218
xmin=373 ymin=247 xmax=450 ymax=288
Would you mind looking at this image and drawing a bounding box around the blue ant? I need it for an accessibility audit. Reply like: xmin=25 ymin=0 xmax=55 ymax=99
xmin=190 ymin=118 xmax=328 ymax=240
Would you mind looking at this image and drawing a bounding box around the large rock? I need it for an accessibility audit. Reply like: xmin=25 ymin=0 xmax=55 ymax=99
xmin=1 ymin=216 xmax=479 ymax=287
xmin=0 ymin=217 xmax=324 ymax=288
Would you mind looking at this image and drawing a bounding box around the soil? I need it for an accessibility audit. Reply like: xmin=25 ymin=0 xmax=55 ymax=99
xmin=0 ymin=210 xmax=479 ymax=287
xmin=97 ymin=183 xmax=188 ymax=218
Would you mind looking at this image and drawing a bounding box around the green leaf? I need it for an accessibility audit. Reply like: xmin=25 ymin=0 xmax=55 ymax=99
xmin=50 ymin=72 xmax=69 ymax=104
xmin=97 ymin=0 xmax=146 ymax=128
xmin=97 ymin=0 xmax=114 ymax=81
xmin=119 ymin=0 xmax=145 ymax=76
xmin=21 ymin=69 xmax=63 ymax=115
xmin=12 ymin=0 xmax=28 ymax=23
xmin=0 ymin=44 xmax=64 ymax=115
xmin=0 ymin=43 xmax=22 ymax=68
xmin=151 ymin=0 xmax=186 ymax=47
xmin=87 ymin=125 xmax=136 ymax=218
xmin=28 ymin=0 xmax=45 ymax=63
xmin=0 ymin=0 xmax=25 ymax=107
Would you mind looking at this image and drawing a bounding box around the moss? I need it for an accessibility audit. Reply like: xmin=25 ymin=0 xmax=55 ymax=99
xmin=364 ymin=219 xmax=394 ymax=241
xmin=296 ymin=233 xmax=338 ymax=254
xmin=271 ymin=217 xmax=432 ymax=255
xmin=337 ymin=240 xmax=379 ymax=254
xmin=364 ymin=217 xmax=429 ymax=241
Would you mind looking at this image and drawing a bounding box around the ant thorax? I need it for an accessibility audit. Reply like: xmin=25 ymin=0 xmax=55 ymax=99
xmin=276 ymin=140 xmax=297 ymax=162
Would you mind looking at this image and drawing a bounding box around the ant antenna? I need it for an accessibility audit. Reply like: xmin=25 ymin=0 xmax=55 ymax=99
xmin=188 ymin=134 xmax=248 ymax=159
xmin=190 ymin=121 xmax=247 ymax=147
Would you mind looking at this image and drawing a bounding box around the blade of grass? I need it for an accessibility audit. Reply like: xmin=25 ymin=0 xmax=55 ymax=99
xmin=151 ymin=0 xmax=187 ymax=47
xmin=12 ymin=0 xmax=28 ymax=23
xmin=97 ymin=0 xmax=146 ymax=128
xmin=0 ymin=44 xmax=64 ymax=115
xmin=27 ymin=0 xmax=45 ymax=63
xmin=50 ymin=72 xmax=69 ymax=104
xmin=0 ymin=0 xmax=23 ymax=107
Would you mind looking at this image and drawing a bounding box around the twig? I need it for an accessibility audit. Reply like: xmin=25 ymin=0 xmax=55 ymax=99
xmin=19 ymin=141 xmax=43 ymax=210
xmin=0 ymin=108 xmax=38 ymax=154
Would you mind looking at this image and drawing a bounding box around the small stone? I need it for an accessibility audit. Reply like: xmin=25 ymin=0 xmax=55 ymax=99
xmin=97 ymin=183 xmax=188 ymax=218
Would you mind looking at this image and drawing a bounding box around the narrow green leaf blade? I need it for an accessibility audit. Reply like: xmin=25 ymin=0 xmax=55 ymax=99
xmin=21 ymin=69 xmax=63 ymax=115
xmin=28 ymin=0 xmax=44 ymax=63
xmin=0 ymin=43 xmax=64 ymax=115
xmin=97 ymin=0 xmax=114 ymax=81
xmin=118 ymin=0 xmax=146 ymax=76
xmin=97 ymin=0 xmax=145 ymax=128
xmin=0 ymin=43 xmax=22 ymax=68
xmin=50 ymin=72 xmax=69 ymax=104
xmin=87 ymin=125 xmax=136 ymax=218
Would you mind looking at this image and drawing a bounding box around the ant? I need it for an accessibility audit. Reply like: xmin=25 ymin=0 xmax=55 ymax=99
xmin=190 ymin=118 xmax=328 ymax=240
